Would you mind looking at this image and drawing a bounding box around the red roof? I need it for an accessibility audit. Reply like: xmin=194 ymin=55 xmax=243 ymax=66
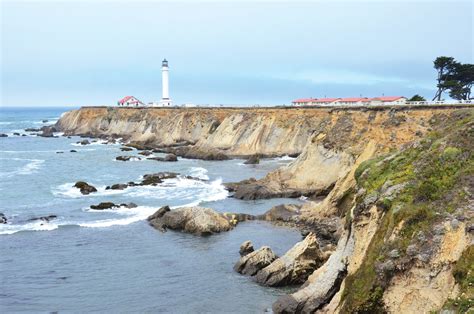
xmin=372 ymin=96 xmax=405 ymax=102
xmin=119 ymin=96 xmax=134 ymax=103
xmin=339 ymin=97 xmax=369 ymax=102
xmin=313 ymin=98 xmax=340 ymax=103
xmin=292 ymin=98 xmax=317 ymax=103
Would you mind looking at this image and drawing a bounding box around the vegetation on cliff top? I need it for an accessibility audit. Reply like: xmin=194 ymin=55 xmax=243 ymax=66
xmin=341 ymin=109 xmax=474 ymax=313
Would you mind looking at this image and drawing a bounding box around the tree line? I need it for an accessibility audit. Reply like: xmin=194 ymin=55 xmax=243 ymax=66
xmin=432 ymin=56 xmax=473 ymax=101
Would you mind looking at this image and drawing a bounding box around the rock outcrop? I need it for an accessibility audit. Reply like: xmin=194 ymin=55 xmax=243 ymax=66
xmin=255 ymin=233 xmax=325 ymax=286
xmin=239 ymin=240 xmax=254 ymax=256
xmin=234 ymin=246 xmax=277 ymax=276
xmin=74 ymin=181 xmax=97 ymax=195
xmin=147 ymin=206 xmax=234 ymax=235
xmin=0 ymin=213 xmax=7 ymax=224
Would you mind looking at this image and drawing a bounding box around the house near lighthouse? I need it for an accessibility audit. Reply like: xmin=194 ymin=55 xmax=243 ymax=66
xmin=117 ymin=96 xmax=145 ymax=107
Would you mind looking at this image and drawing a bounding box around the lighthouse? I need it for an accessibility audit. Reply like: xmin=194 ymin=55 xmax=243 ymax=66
xmin=160 ymin=59 xmax=172 ymax=106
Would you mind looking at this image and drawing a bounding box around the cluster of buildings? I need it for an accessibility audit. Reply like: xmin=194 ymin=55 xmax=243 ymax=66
xmin=292 ymin=96 xmax=407 ymax=106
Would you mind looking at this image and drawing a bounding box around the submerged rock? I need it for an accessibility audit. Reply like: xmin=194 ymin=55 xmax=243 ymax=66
xmin=28 ymin=215 xmax=57 ymax=222
xmin=116 ymin=155 xmax=141 ymax=161
xmin=78 ymin=139 xmax=90 ymax=145
xmin=120 ymin=147 xmax=133 ymax=152
xmin=90 ymin=202 xmax=137 ymax=210
xmin=239 ymin=240 xmax=255 ymax=256
xmin=234 ymin=246 xmax=277 ymax=276
xmin=147 ymin=206 xmax=233 ymax=235
xmin=0 ymin=133 xmax=7 ymax=137
xmin=255 ymin=233 xmax=325 ymax=286
xmin=25 ymin=128 xmax=40 ymax=132
xmin=70 ymin=149 xmax=77 ymax=153
xmin=0 ymin=213 xmax=7 ymax=224
xmin=244 ymin=154 xmax=260 ymax=165
xmin=73 ymin=181 xmax=97 ymax=195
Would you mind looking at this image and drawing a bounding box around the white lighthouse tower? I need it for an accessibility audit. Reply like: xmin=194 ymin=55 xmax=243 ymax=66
xmin=160 ymin=59 xmax=172 ymax=106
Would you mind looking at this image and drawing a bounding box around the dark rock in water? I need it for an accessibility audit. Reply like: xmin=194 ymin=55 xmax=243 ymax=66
xmin=239 ymin=240 xmax=254 ymax=256
xmin=164 ymin=154 xmax=178 ymax=162
xmin=138 ymin=150 xmax=153 ymax=156
xmin=90 ymin=202 xmax=138 ymax=210
xmin=106 ymin=138 xmax=117 ymax=144
xmin=78 ymin=139 xmax=90 ymax=145
xmin=147 ymin=153 xmax=178 ymax=162
xmin=234 ymin=246 xmax=277 ymax=276
xmin=25 ymin=128 xmax=40 ymax=132
xmin=116 ymin=156 xmax=141 ymax=161
xmin=22 ymin=134 xmax=27 ymax=137
xmin=28 ymin=215 xmax=57 ymax=222
xmin=13 ymin=132 xmax=21 ymax=136
xmin=106 ymin=183 xmax=128 ymax=190
xmin=288 ymin=152 xmax=300 ymax=158
xmin=147 ymin=206 xmax=233 ymax=235
xmin=141 ymin=172 xmax=178 ymax=185
xmin=67 ymin=136 xmax=72 ymax=139
xmin=120 ymin=202 xmax=138 ymax=209
xmin=244 ymin=154 xmax=260 ymax=165
xmin=42 ymin=119 xmax=49 ymax=123
xmin=0 ymin=213 xmax=7 ymax=224
xmin=39 ymin=126 xmax=57 ymax=137
xmin=90 ymin=202 xmax=118 ymax=210
xmin=70 ymin=150 xmax=77 ymax=153
xmin=0 ymin=133 xmax=8 ymax=137
xmin=56 ymin=151 xmax=64 ymax=154
xmin=74 ymin=181 xmax=97 ymax=195
xmin=120 ymin=147 xmax=133 ymax=152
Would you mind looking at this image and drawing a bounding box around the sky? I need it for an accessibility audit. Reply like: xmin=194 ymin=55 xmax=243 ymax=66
xmin=1 ymin=0 xmax=473 ymax=107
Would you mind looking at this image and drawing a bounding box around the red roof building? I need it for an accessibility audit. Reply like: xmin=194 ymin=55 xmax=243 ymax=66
xmin=118 ymin=96 xmax=145 ymax=106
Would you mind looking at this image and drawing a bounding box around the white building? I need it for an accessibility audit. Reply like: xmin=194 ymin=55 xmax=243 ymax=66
xmin=159 ymin=59 xmax=172 ymax=107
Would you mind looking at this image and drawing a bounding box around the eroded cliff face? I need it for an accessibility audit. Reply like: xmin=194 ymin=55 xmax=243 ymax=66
xmin=57 ymin=106 xmax=473 ymax=313
xmin=58 ymin=106 xmax=460 ymax=197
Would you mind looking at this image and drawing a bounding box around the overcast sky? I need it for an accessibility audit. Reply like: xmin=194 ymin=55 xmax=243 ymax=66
xmin=1 ymin=0 xmax=473 ymax=107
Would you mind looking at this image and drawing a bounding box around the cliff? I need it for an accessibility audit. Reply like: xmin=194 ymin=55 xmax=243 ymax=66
xmin=57 ymin=106 xmax=474 ymax=313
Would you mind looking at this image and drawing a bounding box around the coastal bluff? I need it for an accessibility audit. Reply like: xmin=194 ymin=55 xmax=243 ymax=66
xmin=57 ymin=106 xmax=466 ymax=198
xmin=56 ymin=106 xmax=473 ymax=313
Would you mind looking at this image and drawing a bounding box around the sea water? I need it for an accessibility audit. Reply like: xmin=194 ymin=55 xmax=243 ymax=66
xmin=0 ymin=107 xmax=303 ymax=313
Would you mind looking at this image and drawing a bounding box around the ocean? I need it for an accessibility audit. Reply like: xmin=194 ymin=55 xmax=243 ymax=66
xmin=0 ymin=107 xmax=303 ymax=312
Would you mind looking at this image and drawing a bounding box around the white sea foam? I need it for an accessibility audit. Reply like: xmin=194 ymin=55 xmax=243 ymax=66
xmin=0 ymin=220 xmax=59 ymax=235
xmin=0 ymin=158 xmax=44 ymax=178
xmin=188 ymin=167 xmax=210 ymax=180
xmin=276 ymin=155 xmax=296 ymax=161
xmin=78 ymin=206 xmax=158 ymax=228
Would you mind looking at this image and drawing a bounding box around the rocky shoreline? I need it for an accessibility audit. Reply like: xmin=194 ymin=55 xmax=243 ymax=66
xmin=45 ymin=106 xmax=474 ymax=313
